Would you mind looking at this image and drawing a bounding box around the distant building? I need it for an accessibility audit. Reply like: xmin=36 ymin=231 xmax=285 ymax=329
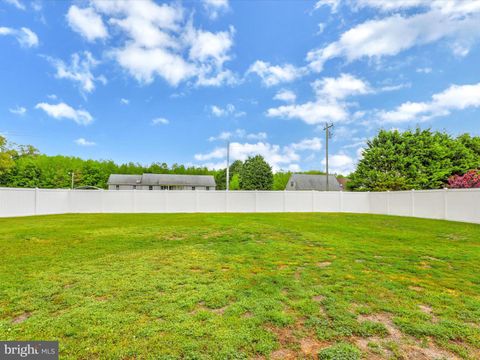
xmin=107 ymin=174 xmax=216 ymax=190
xmin=285 ymin=174 xmax=341 ymax=191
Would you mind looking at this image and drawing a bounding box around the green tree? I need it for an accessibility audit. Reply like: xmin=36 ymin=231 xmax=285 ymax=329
xmin=0 ymin=136 xmax=16 ymax=177
xmin=348 ymin=128 xmax=480 ymax=191
xmin=229 ymin=160 xmax=243 ymax=176
xmin=273 ymin=171 xmax=291 ymax=190
xmin=239 ymin=155 xmax=273 ymax=190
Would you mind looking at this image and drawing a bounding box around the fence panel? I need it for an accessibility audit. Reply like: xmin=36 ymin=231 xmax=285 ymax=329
xmin=446 ymin=189 xmax=480 ymax=223
xmin=0 ymin=188 xmax=478 ymax=224
xmin=226 ymin=192 xmax=256 ymax=212
xmin=388 ymin=191 xmax=413 ymax=216
xmin=134 ymin=191 xmax=167 ymax=213
xmin=197 ymin=191 xmax=226 ymax=212
xmin=0 ymin=188 xmax=35 ymax=217
xmin=313 ymin=192 xmax=341 ymax=212
xmin=37 ymin=189 xmax=70 ymax=215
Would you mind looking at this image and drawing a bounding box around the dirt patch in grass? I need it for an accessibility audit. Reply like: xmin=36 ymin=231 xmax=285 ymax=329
xmin=270 ymin=349 xmax=297 ymax=359
xmin=357 ymin=313 xmax=457 ymax=359
xmin=300 ymin=338 xmax=329 ymax=356
xmin=12 ymin=312 xmax=31 ymax=324
xmin=409 ymin=285 xmax=424 ymax=292
xmin=316 ymin=261 xmax=331 ymax=268
xmin=358 ymin=313 xmax=402 ymax=340
xmin=312 ymin=295 xmax=325 ymax=302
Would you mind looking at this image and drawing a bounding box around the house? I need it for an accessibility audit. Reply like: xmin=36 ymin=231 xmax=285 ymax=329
xmin=107 ymin=174 xmax=216 ymax=190
xmin=285 ymin=174 xmax=342 ymax=191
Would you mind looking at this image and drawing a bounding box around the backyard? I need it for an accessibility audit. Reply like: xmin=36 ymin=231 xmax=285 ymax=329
xmin=0 ymin=213 xmax=479 ymax=359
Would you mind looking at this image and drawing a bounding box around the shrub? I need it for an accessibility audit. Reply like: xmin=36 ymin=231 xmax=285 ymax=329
xmin=448 ymin=169 xmax=480 ymax=188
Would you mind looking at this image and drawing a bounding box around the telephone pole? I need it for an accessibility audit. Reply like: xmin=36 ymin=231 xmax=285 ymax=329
xmin=226 ymin=141 xmax=230 ymax=191
xmin=323 ymin=122 xmax=334 ymax=191
xmin=70 ymin=171 xmax=74 ymax=190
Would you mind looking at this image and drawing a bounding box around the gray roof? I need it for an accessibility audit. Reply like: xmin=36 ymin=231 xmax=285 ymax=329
xmin=108 ymin=173 xmax=216 ymax=187
xmin=285 ymin=174 xmax=341 ymax=191
xmin=108 ymin=174 xmax=142 ymax=185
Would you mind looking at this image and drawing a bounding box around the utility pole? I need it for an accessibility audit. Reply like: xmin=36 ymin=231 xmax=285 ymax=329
xmin=70 ymin=171 xmax=74 ymax=190
xmin=226 ymin=141 xmax=230 ymax=191
xmin=323 ymin=122 xmax=334 ymax=191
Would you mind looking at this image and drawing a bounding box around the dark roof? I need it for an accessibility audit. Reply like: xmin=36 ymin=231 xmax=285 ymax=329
xmin=108 ymin=174 xmax=216 ymax=187
xmin=107 ymin=174 xmax=142 ymax=185
xmin=285 ymin=174 xmax=341 ymax=191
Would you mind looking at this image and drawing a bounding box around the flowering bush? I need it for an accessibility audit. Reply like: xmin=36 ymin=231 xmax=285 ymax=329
xmin=448 ymin=170 xmax=480 ymax=188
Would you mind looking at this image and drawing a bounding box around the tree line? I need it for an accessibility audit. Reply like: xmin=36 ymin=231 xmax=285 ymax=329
xmin=0 ymin=135 xmax=299 ymax=190
xmin=1 ymin=128 xmax=479 ymax=191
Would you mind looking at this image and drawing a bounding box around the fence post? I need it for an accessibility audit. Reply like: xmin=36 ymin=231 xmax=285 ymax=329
xmin=386 ymin=190 xmax=390 ymax=215
xmin=225 ymin=191 xmax=228 ymax=213
xmin=133 ymin=189 xmax=137 ymax=213
xmin=411 ymin=189 xmax=415 ymax=217
xmin=443 ymin=188 xmax=448 ymax=220
xmin=311 ymin=190 xmax=315 ymax=212
xmin=34 ymin=187 xmax=39 ymax=215
xmin=339 ymin=190 xmax=344 ymax=212
xmin=101 ymin=189 xmax=105 ymax=213
xmin=195 ymin=190 xmax=199 ymax=212
xmin=165 ymin=190 xmax=169 ymax=213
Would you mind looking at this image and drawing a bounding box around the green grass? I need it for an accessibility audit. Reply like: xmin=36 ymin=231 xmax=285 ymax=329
xmin=0 ymin=213 xmax=479 ymax=359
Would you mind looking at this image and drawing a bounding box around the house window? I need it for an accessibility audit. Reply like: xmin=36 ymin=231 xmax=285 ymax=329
xmin=115 ymin=185 xmax=119 ymax=190
xmin=192 ymin=186 xmax=195 ymax=190
xmin=206 ymin=186 xmax=210 ymax=191
xmin=149 ymin=186 xmax=153 ymax=190
xmin=290 ymin=181 xmax=294 ymax=187
xmin=161 ymin=185 xmax=168 ymax=190
xmin=169 ymin=185 xmax=175 ymax=190
xmin=133 ymin=185 xmax=136 ymax=190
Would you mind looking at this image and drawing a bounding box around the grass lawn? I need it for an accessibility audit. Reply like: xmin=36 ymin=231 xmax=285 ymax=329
xmin=0 ymin=213 xmax=479 ymax=359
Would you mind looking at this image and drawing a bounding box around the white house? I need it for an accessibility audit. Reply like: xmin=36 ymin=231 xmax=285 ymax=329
xmin=107 ymin=174 xmax=216 ymax=190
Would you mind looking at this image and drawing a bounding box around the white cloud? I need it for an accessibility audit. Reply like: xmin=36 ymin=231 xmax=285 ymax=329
xmin=67 ymin=5 xmax=108 ymax=42
xmin=379 ymin=82 xmax=480 ymax=123
xmin=196 ymin=137 xmax=323 ymax=171
xmin=202 ymin=0 xmax=229 ymax=20
xmin=9 ymin=106 xmax=26 ymax=116
xmin=0 ymin=26 xmax=38 ymax=48
xmin=35 ymin=102 xmax=93 ymax=125
xmin=289 ymin=137 xmax=322 ymax=151
xmin=120 ymin=98 xmax=129 ymax=105
xmin=247 ymin=60 xmax=306 ymax=87
xmin=321 ymin=153 xmax=355 ymax=175
xmin=75 ymin=138 xmax=96 ymax=146
xmin=415 ymin=67 xmax=432 ymax=74
xmin=114 ymin=45 xmax=196 ymax=86
xmin=355 ymin=0 xmax=428 ymax=12
xmin=47 ymin=94 xmax=57 ymax=100
xmin=48 ymin=52 xmax=106 ymax=94
xmin=210 ymin=104 xmax=245 ymax=117
xmin=307 ymin=5 xmax=480 ymax=72
xmin=267 ymin=74 xmax=370 ymax=125
xmin=208 ymin=129 xmax=267 ymax=142
xmin=313 ymin=73 xmax=371 ymax=99
xmin=90 ymin=0 xmax=236 ymax=87
xmin=314 ymin=0 xmax=340 ymax=13
xmin=4 ymin=0 xmax=26 ymax=10
xmin=267 ymin=100 xmax=348 ymax=125
xmin=152 ymin=117 xmax=169 ymax=125
xmin=274 ymin=89 xmax=296 ymax=103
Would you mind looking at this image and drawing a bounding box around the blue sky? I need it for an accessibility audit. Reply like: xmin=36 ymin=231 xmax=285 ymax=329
xmin=1 ymin=0 xmax=480 ymax=174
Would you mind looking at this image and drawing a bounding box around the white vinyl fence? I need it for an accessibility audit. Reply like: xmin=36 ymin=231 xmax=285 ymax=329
xmin=0 ymin=187 xmax=479 ymax=224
